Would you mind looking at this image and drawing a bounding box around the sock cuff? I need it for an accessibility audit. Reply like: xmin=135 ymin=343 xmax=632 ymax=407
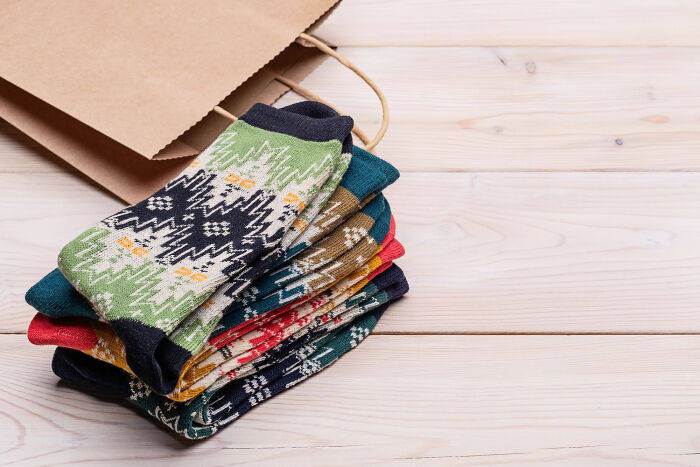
xmin=26 ymin=269 xmax=99 ymax=320
xmin=368 ymin=261 xmax=392 ymax=281
xmin=383 ymin=216 xmax=397 ymax=246
xmin=27 ymin=313 xmax=98 ymax=350
xmin=52 ymin=347 xmax=132 ymax=398
xmin=385 ymin=274 xmax=410 ymax=300
xmin=361 ymin=194 xmax=386 ymax=221
xmin=353 ymin=146 xmax=400 ymax=189
xmin=342 ymin=146 xmax=399 ymax=201
xmin=367 ymin=200 xmax=392 ymax=244
xmin=240 ymin=102 xmax=354 ymax=144
xmin=370 ymin=264 xmax=405 ymax=291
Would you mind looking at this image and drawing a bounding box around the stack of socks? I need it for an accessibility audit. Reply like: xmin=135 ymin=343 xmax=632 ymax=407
xmin=25 ymin=101 xmax=409 ymax=439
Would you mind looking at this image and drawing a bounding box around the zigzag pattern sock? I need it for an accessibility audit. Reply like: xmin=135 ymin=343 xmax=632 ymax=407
xmin=213 ymin=217 xmax=401 ymax=335
xmin=230 ymin=194 xmax=389 ymax=308
xmin=51 ymin=269 xmax=407 ymax=439
xmin=32 ymin=265 xmax=407 ymax=404
xmin=26 ymin=95 xmax=410 ymax=440
xmin=163 ymin=194 xmax=391 ymax=361
xmin=167 ymin=237 xmax=404 ymax=400
xmin=166 ymin=265 xmax=408 ymax=401
xmin=24 ymin=199 xmax=390 ymax=395
xmin=56 ymin=102 xmax=353 ymax=393
xmin=28 ymin=233 xmax=405 ymax=399
xmin=276 ymin=102 xmax=354 ymax=248
xmin=26 ymin=145 xmax=397 ymax=323
xmin=203 ymin=234 xmax=403 ymax=362
xmin=201 ymin=266 xmax=408 ymax=397
xmin=165 ymin=251 xmax=400 ymax=401
xmin=167 ymin=195 xmax=390 ymax=352
xmin=25 ymin=157 xmax=397 ymax=396
xmin=283 ymin=145 xmax=399 ymax=260
xmin=69 ymin=216 xmax=401 ymax=397
xmin=201 ymin=103 xmax=356 ymax=305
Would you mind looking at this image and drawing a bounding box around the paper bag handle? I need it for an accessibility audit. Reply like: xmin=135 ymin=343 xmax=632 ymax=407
xmin=213 ymin=33 xmax=388 ymax=152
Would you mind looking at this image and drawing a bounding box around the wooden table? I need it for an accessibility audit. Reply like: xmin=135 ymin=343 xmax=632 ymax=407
xmin=2 ymin=1 xmax=700 ymax=464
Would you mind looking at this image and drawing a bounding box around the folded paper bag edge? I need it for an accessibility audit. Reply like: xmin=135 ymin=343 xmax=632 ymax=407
xmin=0 ymin=0 xmax=341 ymax=160
xmin=148 ymin=0 xmax=343 ymax=160
xmin=153 ymin=42 xmax=330 ymax=161
xmin=0 ymin=45 xmax=331 ymax=204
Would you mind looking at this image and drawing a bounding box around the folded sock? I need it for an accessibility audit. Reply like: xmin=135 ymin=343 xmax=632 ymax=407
xmin=28 ymin=235 xmax=404 ymax=398
xmin=209 ymin=230 xmax=404 ymax=345
xmin=167 ymin=259 xmax=404 ymax=401
xmin=26 ymin=202 xmax=395 ymax=399
xmin=25 ymin=144 xmax=400 ymax=397
xmin=213 ymin=216 xmax=401 ymax=335
xmin=205 ymin=266 xmax=408 ymax=396
xmin=283 ymin=145 xmax=399 ymax=261
xmin=168 ymin=265 xmax=409 ymax=401
xmin=163 ymin=194 xmax=390 ymax=356
xmin=56 ymin=102 xmax=353 ymax=393
xmin=52 ymin=289 xmax=404 ymax=439
xmin=186 ymin=236 xmax=404 ymax=390
xmin=25 ymin=268 xmax=99 ymax=320
xmin=204 ymin=274 xmax=408 ymax=403
xmin=206 ymin=236 xmax=402 ymax=355
xmin=206 ymin=102 xmax=356 ymax=303
xmin=25 ymin=145 xmax=397 ymax=323
xmin=228 ymin=194 xmax=390 ymax=309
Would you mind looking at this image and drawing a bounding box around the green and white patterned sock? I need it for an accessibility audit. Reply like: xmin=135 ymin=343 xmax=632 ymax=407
xmin=57 ymin=102 xmax=353 ymax=393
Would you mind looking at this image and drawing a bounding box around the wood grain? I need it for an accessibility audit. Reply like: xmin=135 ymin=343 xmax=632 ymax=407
xmin=379 ymin=172 xmax=700 ymax=333
xmin=6 ymin=47 xmax=700 ymax=173
xmin=3 ymin=172 xmax=700 ymax=334
xmin=276 ymin=46 xmax=700 ymax=172
xmin=2 ymin=2 xmax=700 ymax=462
xmin=2 ymin=334 xmax=700 ymax=464
xmin=317 ymin=0 xmax=700 ymax=46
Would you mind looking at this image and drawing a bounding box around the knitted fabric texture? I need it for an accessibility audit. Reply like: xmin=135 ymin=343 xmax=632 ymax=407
xmin=25 ymin=105 xmax=407 ymax=440
xmin=164 ymin=194 xmax=391 ymax=357
xmin=52 ymin=303 xmax=387 ymax=439
xmin=29 ymin=233 xmax=405 ymax=400
xmin=25 ymin=145 xmax=398 ymax=322
xmin=31 ymin=265 xmax=407 ymax=404
xmin=205 ymin=234 xmax=402 ymax=362
xmin=56 ymin=102 xmax=353 ymax=393
xmin=283 ymin=145 xmax=399 ymax=260
xmin=52 ymin=266 xmax=408 ymax=439
xmin=228 ymin=194 xmax=389 ymax=306
xmin=202 ymin=265 xmax=408 ymax=396
xmin=189 ymin=265 xmax=407 ymax=399
xmin=27 ymin=165 xmax=390 ymax=398
xmin=214 ymin=217 xmax=400 ymax=336
xmin=165 ymin=242 xmax=404 ymax=401
xmin=25 ymin=145 xmax=397 ymax=396
xmin=202 ymin=102 xmax=357 ymax=314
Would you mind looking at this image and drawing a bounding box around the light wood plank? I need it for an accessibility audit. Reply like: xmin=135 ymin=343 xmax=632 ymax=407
xmin=383 ymin=172 xmax=700 ymax=333
xmin=3 ymin=171 xmax=700 ymax=334
xmin=276 ymin=46 xmax=700 ymax=172
xmin=2 ymin=2 xmax=698 ymax=463
xmin=6 ymin=47 xmax=700 ymax=173
xmin=0 ymin=172 xmax=123 ymax=333
xmin=1 ymin=334 xmax=700 ymax=464
xmin=317 ymin=0 xmax=700 ymax=47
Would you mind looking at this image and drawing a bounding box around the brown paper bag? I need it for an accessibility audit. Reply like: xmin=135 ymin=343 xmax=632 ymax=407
xmin=0 ymin=0 xmax=340 ymax=203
